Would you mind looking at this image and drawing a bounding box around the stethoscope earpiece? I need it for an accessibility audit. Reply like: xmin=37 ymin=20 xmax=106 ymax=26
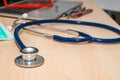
xmin=7 ymin=13 xmax=28 ymax=31
xmin=15 ymin=47 xmax=44 ymax=68
xmin=21 ymin=13 xmax=28 ymax=19
xmin=6 ymin=25 xmax=13 ymax=31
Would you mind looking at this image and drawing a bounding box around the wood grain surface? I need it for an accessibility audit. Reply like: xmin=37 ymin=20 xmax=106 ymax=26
xmin=0 ymin=0 xmax=120 ymax=80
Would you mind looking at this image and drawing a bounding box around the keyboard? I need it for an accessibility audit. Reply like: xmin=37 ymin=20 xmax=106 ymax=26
xmin=0 ymin=7 xmax=37 ymax=15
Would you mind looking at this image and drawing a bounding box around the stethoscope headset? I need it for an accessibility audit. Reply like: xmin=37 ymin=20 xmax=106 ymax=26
xmin=8 ymin=13 xmax=120 ymax=68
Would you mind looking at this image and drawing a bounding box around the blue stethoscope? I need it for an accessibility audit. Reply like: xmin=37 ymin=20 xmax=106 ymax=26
xmin=13 ymin=19 xmax=120 ymax=68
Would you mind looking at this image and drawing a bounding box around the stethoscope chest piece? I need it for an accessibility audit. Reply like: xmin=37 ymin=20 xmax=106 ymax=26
xmin=15 ymin=47 xmax=44 ymax=68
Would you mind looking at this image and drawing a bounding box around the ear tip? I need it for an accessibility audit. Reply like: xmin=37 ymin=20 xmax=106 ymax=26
xmin=7 ymin=25 xmax=12 ymax=31
xmin=22 ymin=13 xmax=28 ymax=18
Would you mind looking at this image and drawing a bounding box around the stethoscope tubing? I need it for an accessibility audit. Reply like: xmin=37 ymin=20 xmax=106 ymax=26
xmin=14 ymin=19 xmax=92 ymax=49
xmin=14 ymin=19 xmax=120 ymax=49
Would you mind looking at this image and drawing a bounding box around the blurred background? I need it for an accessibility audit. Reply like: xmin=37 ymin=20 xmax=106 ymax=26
xmin=93 ymin=0 xmax=120 ymax=25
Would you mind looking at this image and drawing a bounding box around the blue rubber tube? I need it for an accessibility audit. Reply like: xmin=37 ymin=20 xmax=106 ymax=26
xmin=14 ymin=19 xmax=120 ymax=49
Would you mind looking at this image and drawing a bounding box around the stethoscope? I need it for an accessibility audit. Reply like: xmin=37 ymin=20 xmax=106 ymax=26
xmin=8 ymin=13 xmax=120 ymax=68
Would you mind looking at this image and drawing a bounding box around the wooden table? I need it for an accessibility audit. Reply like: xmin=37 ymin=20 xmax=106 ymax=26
xmin=0 ymin=0 xmax=120 ymax=80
